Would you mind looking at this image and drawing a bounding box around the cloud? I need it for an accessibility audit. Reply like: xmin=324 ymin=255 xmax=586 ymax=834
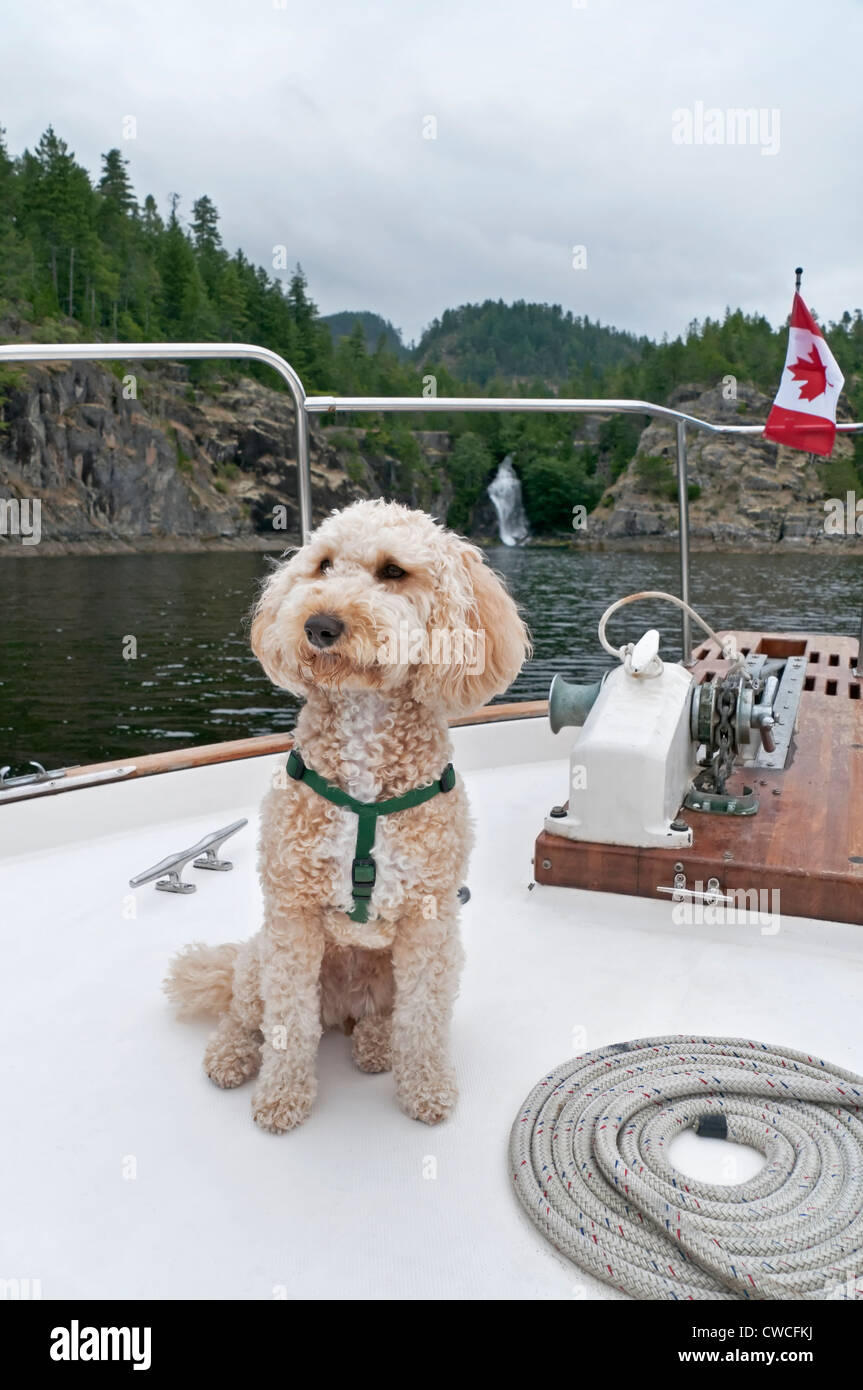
xmin=4 ymin=0 xmax=862 ymax=344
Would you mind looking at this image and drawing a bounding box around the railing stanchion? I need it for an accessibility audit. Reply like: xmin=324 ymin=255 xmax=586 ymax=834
xmin=295 ymin=406 xmax=313 ymax=542
xmin=675 ymin=418 xmax=692 ymax=663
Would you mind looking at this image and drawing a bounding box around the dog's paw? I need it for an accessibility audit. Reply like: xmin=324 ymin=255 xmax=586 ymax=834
xmin=396 ymin=1066 xmax=458 ymax=1125
xmin=204 ymin=1030 xmax=261 ymax=1090
xmin=352 ymin=1015 xmax=392 ymax=1074
xmin=251 ymin=1077 xmax=316 ymax=1134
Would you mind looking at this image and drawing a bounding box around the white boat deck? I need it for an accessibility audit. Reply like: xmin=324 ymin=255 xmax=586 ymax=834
xmin=3 ymin=716 xmax=862 ymax=1300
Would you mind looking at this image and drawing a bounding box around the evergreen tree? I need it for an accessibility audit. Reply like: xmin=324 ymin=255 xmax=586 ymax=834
xmin=0 ymin=127 xmax=31 ymax=307
xmin=139 ymin=193 xmax=164 ymax=246
xmin=98 ymin=149 xmax=137 ymax=217
xmin=216 ymin=259 xmax=248 ymax=341
xmin=18 ymin=127 xmax=98 ymax=316
xmin=191 ymin=195 xmax=221 ymax=255
xmin=158 ymin=198 xmax=200 ymax=334
xmin=446 ymin=432 xmax=493 ymax=531
xmin=286 ymin=262 xmax=333 ymax=382
xmin=191 ymin=195 xmax=224 ymax=295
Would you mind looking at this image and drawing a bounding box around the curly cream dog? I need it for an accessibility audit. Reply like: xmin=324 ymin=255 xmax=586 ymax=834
xmin=165 ymin=499 xmax=529 ymax=1132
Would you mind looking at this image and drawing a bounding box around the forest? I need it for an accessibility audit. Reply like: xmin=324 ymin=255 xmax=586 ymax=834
xmin=3 ymin=125 xmax=863 ymax=532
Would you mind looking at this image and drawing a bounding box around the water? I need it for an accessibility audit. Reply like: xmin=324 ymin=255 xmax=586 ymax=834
xmin=1 ymin=548 xmax=861 ymax=767
xmin=487 ymin=456 xmax=530 ymax=546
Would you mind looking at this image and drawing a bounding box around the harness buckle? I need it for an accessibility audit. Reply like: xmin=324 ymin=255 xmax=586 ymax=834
xmin=439 ymin=763 xmax=456 ymax=793
xmin=351 ymin=856 xmax=376 ymax=898
xmin=286 ymin=749 xmax=306 ymax=781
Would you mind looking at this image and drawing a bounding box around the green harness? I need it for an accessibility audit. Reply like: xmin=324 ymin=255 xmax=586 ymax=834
xmin=286 ymin=748 xmax=456 ymax=923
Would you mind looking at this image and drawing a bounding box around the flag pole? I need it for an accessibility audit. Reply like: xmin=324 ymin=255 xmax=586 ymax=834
xmin=794 ymin=269 xmax=807 ymax=462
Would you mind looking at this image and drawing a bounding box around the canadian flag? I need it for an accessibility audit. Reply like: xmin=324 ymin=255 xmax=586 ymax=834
xmin=763 ymin=293 xmax=844 ymax=457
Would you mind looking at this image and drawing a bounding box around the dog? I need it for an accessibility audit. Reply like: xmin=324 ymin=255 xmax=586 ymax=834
xmin=164 ymin=499 xmax=529 ymax=1131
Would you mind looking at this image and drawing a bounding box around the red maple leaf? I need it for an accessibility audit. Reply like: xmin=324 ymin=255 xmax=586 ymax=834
xmin=788 ymin=343 xmax=829 ymax=402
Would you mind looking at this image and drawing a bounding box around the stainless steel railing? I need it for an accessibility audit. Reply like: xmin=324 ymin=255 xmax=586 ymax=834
xmin=0 ymin=340 xmax=313 ymax=538
xmin=2 ymin=340 xmax=862 ymax=661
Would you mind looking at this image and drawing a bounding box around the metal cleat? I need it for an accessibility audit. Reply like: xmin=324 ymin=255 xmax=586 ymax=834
xmin=192 ymin=819 xmax=249 ymax=872
xmin=129 ymin=819 xmax=248 ymax=894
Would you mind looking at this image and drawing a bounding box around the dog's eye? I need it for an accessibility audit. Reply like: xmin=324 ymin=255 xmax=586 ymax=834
xmin=378 ymin=563 xmax=407 ymax=581
xmin=319 ymin=558 xmax=332 ymax=573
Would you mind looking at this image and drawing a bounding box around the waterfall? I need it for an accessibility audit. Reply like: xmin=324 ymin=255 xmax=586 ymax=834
xmin=487 ymin=455 xmax=530 ymax=546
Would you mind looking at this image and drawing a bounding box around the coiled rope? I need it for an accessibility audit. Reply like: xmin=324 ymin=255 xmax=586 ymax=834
xmin=509 ymin=1036 xmax=863 ymax=1300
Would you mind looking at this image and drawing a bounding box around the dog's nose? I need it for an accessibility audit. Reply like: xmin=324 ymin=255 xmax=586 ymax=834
xmin=304 ymin=612 xmax=345 ymax=649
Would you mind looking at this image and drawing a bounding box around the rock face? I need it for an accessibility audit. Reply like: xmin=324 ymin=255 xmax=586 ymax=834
xmin=357 ymin=428 xmax=455 ymax=520
xmin=584 ymin=383 xmax=860 ymax=548
xmin=0 ymin=361 xmax=457 ymax=553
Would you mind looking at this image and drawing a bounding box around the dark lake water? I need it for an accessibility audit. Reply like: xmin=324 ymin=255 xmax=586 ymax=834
xmin=2 ymin=547 xmax=861 ymax=768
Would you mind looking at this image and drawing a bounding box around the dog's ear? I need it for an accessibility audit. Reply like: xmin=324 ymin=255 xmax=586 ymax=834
xmin=422 ymin=545 xmax=530 ymax=716
xmin=456 ymin=548 xmax=531 ymax=713
xmin=250 ymin=552 xmax=302 ymax=690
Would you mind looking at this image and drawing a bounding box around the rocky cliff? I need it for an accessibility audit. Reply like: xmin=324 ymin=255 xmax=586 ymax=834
xmin=0 ymin=359 xmax=454 ymax=555
xmin=583 ymin=383 xmax=860 ymax=548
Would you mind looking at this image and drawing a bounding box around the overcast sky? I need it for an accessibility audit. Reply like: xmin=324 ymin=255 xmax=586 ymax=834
xmin=4 ymin=0 xmax=862 ymax=345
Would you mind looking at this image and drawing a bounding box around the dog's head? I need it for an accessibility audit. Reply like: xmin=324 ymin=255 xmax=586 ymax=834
xmin=251 ymin=499 xmax=530 ymax=715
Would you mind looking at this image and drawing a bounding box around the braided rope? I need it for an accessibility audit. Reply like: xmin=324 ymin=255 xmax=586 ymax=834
xmin=509 ymin=1035 xmax=863 ymax=1300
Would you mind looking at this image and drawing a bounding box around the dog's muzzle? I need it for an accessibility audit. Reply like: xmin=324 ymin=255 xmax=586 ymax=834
xmin=304 ymin=612 xmax=345 ymax=650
